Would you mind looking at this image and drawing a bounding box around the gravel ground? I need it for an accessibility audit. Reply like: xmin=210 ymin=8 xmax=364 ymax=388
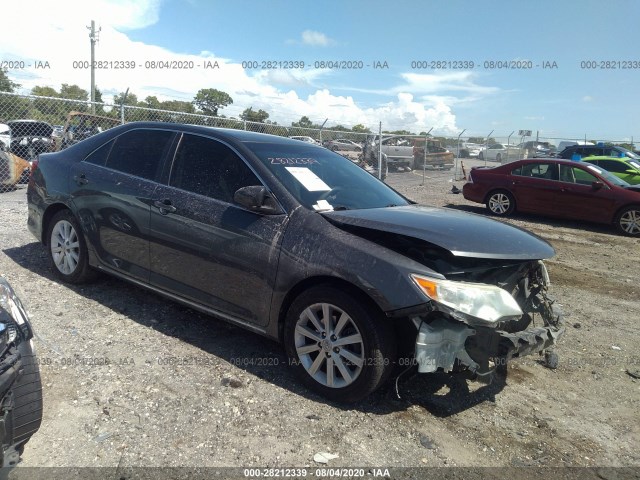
xmin=0 ymin=165 xmax=638 ymax=473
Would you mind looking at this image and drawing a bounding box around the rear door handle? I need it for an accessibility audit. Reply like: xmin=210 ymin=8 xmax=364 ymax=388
xmin=153 ymin=199 xmax=177 ymax=215
xmin=73 ymin=174 xmax=89 ymax=186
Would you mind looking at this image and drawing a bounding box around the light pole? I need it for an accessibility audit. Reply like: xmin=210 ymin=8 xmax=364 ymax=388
xmin=87 ymin=20 xmax=101 ymax=114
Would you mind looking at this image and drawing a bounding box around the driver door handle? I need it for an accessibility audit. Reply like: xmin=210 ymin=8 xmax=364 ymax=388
xmin=153 ymin=199 xmax=177 ymax=215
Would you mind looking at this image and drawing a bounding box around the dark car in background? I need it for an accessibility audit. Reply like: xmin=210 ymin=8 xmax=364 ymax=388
xmin=6 ymin=120 xmax=54 ymax=162
xmin=28 ymin=122 xmax=564 ymax=402
xmin=463 ymin=158 xmax=640 ymax=236
xmin=0 ymin=276 xmax=43 ymax=467
xmin=557 ymin=144 xmax=640 ymax=161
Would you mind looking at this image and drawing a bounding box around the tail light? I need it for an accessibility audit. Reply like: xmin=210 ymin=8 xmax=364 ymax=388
xmin=29 ymin=157 xmax=39 ymax=180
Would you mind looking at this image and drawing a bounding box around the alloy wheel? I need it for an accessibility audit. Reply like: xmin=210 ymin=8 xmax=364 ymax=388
xmin=619 ymin=208 xmax=640 ymax=235
xmin=293 ymin=303 xmax=364 ymax=389
xmin=50 ymin=220 xmax=80 ymax=275
xmin=488 ymin=193 xmax=511 ymax=215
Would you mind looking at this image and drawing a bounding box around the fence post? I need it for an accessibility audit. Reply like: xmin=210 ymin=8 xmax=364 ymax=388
xmin=455 ymin=129 xmax=466 ymax=181
xmin=378 ymin=122 xmax=383 ymax=180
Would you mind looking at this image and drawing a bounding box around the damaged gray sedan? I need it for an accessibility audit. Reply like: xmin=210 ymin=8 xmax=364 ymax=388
xmin=27 ymin=123 xmax=564 ymax=402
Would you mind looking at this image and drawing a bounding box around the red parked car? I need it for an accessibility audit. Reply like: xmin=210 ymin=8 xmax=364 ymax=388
xmin=462 ymin=159 xmax=640 ymax=236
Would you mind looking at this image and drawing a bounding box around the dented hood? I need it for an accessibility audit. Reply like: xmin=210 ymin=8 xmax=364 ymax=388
xmin=322 ymin=205 xmax=555 ymax=259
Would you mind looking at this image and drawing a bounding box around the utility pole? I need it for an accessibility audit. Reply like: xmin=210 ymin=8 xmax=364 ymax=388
xmin=87 ymin=20 xmax=101 ymax=114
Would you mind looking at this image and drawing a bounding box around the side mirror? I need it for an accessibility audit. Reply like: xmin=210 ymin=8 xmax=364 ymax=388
xmin=233 ymin=185 xmax=283 ymax=215
xmin=591 ymin=181 xmax=605 ymax=190
xmin=625 ymin=169 xmax=638 ymax=175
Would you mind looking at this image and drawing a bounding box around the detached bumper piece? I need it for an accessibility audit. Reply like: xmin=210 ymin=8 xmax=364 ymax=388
xmin=414 ymin=313 xmax=565 ymax=379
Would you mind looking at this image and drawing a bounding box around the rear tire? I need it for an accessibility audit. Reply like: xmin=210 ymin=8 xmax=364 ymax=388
xmin=485 ymin=190 xmax=516 ymax=216
xmin=46 ymin=210 xmax=95 ymax=283
xmin=615 ymin=205 xmax=640 ymax=236
xmin=284 ymin=286 xmax=396 ymax=403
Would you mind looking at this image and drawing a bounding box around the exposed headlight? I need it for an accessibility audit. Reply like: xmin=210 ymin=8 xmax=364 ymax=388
xmin=0 ymin=277 xmax=32 ymax=343
xmin=411 ymin=274 xmax=523 ymax=324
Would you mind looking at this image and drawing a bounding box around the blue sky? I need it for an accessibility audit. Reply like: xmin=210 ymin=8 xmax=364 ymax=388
xmin=2 ymin=0 xmax=639 ymax=140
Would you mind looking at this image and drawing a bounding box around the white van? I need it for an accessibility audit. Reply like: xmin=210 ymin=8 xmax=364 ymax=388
xmin=556 ymin=140 xmax=594 ymax=153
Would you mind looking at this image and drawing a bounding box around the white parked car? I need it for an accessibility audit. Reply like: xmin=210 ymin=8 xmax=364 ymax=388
xmin=479 ymin=143 xmax=520 ymax=163
xmin=0 ymin=123 xmax=10 ymax=150
xmin=288 ymin=136 xmax=320 ymax=145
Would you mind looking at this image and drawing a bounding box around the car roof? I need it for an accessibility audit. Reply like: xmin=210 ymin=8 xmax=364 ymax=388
xmin=501 ymin=158 xmax=595 ymax=167
xmin=117 ymin=121 xmax=308 ymax=146
xmin=582 ymin=156 xmax=628 ymax=162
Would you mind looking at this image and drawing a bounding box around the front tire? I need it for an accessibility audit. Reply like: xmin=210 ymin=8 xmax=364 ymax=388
xmin=486 ymin=190 xmax=516 ymax=216
xmin=284 ymin=286 xmax=396 ymax=403
xmin=615 ymin=205 xmax=640 ymax=236
xmin=47 ymin=210 xmax=95 ymax=283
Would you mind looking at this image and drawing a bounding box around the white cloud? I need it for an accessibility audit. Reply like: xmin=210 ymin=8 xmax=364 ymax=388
xmin=1 ymin=1 xmax=460 ymax=133
xmin=301 ymin=30 xmax=336 ymax=47
xmin=582 ymin=95 xmax=593 ymax=102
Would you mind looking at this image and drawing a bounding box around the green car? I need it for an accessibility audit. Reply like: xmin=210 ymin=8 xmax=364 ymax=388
xmin=582 ymin=156 xmax=640 ymax=185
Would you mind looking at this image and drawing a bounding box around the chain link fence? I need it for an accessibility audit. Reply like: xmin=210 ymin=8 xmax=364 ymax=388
xmin=1 ymin=91 xmax=636 ymax=190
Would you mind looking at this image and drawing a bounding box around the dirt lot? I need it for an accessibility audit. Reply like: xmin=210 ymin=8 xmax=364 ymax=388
xmin=0 ymin=166 xmax=638 ymax=474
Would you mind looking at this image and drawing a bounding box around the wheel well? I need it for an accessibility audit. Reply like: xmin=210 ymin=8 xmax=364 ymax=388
xmin=612 ymin=203 xmax=640 ymax=224
xmin=41 ymin=203 xmax=71 ymax=245
xmin=277 ymin=276 xmax=387 ymax=343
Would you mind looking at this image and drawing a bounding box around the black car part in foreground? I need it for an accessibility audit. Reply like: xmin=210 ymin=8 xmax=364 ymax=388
xmin=0 ymin=276 xmax=43 ymax=466
xmin=27 ymin=122 xmax=564 ymax=402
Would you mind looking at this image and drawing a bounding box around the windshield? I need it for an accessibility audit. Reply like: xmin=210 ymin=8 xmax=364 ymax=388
xmin=618 ymin=147 xmax=640 ymax=160
xmin=584 ymin=163 xmax=630 ymax=187
xmin=245 ymin=142 xmax=409 ymax=211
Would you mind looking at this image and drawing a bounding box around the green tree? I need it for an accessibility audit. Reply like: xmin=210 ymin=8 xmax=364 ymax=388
xmin=142 ymin=96 xmax=161 ymax=109
xmin=193 ymin=88 xmax=233 ymax=116
xmin=292 ymin=115 xmax=315 ymax=128
xmin=59 ymin=84 xmax=89 ymax=101
xmin=113 ymin=91 xmax=139 ymax=106
xmin=30 ymin=86 xmax=63 ymax=121
xmin=161 ymin=100 xmax=196 ymax=114
xmin=31 ymin=86 xmax=58 ymax=97
xmin=383 ymin=129 xmax=412 ymax=135
xmin=352 ymin=124 xmax=371 ymax=133
xmin=58 ymin=84 xmax=89 ymax=113
xmin=240 ymin=107 xmax=270 ymax=123
xmin=0 ymin=68 xmax=19 ymax=93
xmin=91 ymin=86 xmax=106 ymax=114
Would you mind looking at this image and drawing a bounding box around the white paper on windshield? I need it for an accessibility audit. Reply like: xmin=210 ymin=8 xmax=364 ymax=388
xmin=313 ymin=200 xmax=334 ymax=212
xmin=285 ymin=167 xmax=330 ymax=191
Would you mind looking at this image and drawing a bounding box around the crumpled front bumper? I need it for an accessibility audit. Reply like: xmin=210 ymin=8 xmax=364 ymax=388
xmin=413 ymin=304 xmax=565 ymax=378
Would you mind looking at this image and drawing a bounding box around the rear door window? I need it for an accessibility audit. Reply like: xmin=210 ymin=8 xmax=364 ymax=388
xmin=103 ymin=129 xmax=176 ymax=181
xmin=513 ymin=163 xmax=558 ymax=180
